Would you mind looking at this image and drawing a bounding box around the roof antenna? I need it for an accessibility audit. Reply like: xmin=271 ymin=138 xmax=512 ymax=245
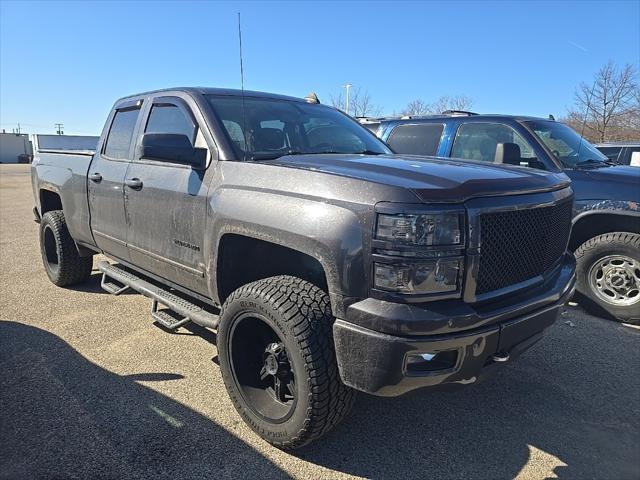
xmin=238 ymin=12 xmax=247 ymax=161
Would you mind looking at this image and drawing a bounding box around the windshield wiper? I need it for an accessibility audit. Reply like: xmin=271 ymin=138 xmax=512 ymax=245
xmin=247 ymin=150 xmax=305 ymax=161
xmin=303 ymin=149 xmax=384 ymax=155
xmin=353 ymin=150 xmax=384 ymax=155
xmin=574 ymin=158 xmax=608 ymax=169
xmin=248 ymin=149 xmax=385 ymax=161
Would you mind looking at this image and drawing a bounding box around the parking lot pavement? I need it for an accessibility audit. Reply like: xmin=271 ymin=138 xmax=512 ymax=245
xmin=1 ymin=163 xmax=638 ymax=480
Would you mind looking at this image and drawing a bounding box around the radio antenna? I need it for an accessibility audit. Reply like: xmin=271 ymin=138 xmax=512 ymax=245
xmin=238 ymin=12 xmax=247 ymax=161
xmin=576 ymin=79 xmax=597 ymax=158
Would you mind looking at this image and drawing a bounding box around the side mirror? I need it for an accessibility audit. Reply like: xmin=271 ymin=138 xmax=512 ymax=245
xmin=138 ymin=133 xmax=207 ymax=167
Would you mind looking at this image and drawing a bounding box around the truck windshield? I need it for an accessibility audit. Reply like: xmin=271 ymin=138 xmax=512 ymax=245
xmin=524 ymin=120 xmax=609 ymax=169
xmin=207 ymin=95 xmax=391 ymax=160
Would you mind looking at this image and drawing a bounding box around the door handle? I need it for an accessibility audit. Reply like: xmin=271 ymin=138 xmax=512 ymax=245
xmin=89 ymin=172 xmax=102 ymax=182
xmin=125 ymin=178 xmax=143 ymax=190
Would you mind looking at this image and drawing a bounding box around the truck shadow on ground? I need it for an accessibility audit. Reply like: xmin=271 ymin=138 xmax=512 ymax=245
xmin=297 ymin=307 xmax=639 ymax=479
xmin=0 ymin=321 xmax=289 ymax=480
xmin=1 ymin=310 xmax=637 ymax=480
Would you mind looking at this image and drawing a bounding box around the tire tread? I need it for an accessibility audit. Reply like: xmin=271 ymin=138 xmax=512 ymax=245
xmin=40 ymin=210 xmax=92 ymax=286
xmin=220 ymin=275 xmax=356 ymax=449
xmin=575 ymin=231 xmax=640 ymax=324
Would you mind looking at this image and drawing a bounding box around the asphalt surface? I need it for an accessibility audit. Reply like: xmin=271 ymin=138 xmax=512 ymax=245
xmin=1 ymin=163 xmax=638 ymax=480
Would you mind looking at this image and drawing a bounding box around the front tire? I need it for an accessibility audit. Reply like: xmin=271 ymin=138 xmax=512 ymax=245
xmin=217 ymin=276 xmax=356 ymax=449
xmin=39 ymin=210 xmax=93 ymax=286
xmin=575 ymin=232 xmax=640 ymax=324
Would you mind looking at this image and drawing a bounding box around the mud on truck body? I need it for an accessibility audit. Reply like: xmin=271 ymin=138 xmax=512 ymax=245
xmin=32 ymin=88 xmax=575 ymax=448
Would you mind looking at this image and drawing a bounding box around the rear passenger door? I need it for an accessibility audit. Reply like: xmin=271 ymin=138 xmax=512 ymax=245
xmin=124 ymin=95 xmax=214 ymax=294
xmin=386 ymin=123 xmax=444 ymax=156
xmin=88 ymin=101 xmax=143 ymax=262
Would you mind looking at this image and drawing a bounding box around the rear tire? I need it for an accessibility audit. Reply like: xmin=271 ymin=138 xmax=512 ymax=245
xmin=217 ymin=275 xmax=356 ymax=449
xmin=575 ymin=232 xmax=640 ymax=324
xmin=39 ymin=210 xmax=93 ymax=286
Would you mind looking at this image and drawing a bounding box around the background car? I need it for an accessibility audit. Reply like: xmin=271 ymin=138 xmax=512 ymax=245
xmin=595 ymin=141 xmax=640 ymax=166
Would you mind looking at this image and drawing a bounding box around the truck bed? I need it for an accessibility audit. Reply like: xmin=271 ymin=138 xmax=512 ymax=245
xmin=32 ymin=150 xmax=95 ymax=248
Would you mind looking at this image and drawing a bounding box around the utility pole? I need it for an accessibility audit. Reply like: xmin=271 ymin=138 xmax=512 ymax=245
xmin=343 ymin=83 xmax=352 ymax=115
xmin=55 ymin=123 xmax=64 ymax=135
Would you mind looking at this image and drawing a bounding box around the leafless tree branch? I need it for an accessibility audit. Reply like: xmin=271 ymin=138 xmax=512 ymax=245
xmin=566 ymin=61 xmax=639 ymax=142
xmin=400 ymin=95 xmax=474 ymax=116
xmin=330 ymin=87 xmax=382 ymax=118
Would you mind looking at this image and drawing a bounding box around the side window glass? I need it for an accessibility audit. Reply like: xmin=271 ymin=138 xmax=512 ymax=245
xmin=145 ymin=104 xmax=196 ymax=143
xmin=222 ymin=120 xmax=245 ymax=150
xmin=387 ymin=123 xmax=444 ymax=155
xmin=451 ymin=123 xmax=501 ymax=162
xmin=511 ymin=132 xmax=536 ymax=161
xmin=452 ymin=123 xmax=540 ymax=168
xmin=596 ymin=146 xmax=622 ymax=162
xmin=104 ymin=108 xmax=140 ymax=159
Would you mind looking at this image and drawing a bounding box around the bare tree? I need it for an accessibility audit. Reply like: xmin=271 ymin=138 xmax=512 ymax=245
xmin=330 ymin=92 xmax=345 ymax=110
xmin=430 ymin=95 xmax=474 ymax=113
xmin=350 ymin=88 xmax=382 ymax=117
xmin=567 ymin=61 xmax=639 ymax=142
xmin=400 ymin=95 xmax=474 ymax=116
xmin=330 ymin=87 xmax=382 ymax=117
xmin=401 ymin=99 xmax=430 ymax=116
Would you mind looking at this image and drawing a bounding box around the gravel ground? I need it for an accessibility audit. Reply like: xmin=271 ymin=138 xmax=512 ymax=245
xmin=1 ymin=163 xmax=638 ymax=480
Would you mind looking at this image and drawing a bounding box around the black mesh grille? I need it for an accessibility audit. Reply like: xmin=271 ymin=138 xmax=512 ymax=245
xmin=476 ymin=200 xmax=572 ymax=295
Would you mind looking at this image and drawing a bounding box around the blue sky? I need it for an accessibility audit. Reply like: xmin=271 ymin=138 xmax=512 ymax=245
xmin=1 ymin=0 xmax=638 ymax=135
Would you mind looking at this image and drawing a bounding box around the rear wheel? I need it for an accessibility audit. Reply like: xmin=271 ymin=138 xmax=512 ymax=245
xmin=39 ymin=210 xmax=93 ymax=286
xmin=217 ymin=276 xmax=356 ymax=449
xmin=575 ymin=232 xmax=640 ymax=324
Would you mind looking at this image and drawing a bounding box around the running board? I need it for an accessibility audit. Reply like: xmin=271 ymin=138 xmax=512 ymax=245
xmin=152 ymin=300 xmax=191 ymax=330
xmin=100 ymin=274 xmax=131 ymax=295
xmin=98 ymin=261 xmax=219 ymax=329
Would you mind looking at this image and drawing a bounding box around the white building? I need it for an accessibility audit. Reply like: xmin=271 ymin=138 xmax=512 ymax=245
xmin=0 ymin=133 xmax=33 ymax=163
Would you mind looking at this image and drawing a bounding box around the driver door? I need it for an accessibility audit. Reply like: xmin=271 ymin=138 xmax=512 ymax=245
xmin=124 ymin=95 xmax=213 ymax=294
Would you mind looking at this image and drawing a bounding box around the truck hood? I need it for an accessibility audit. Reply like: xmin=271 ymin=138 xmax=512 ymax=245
xmin=574 ymin=164 xmax=640 ymax=183
xmin=269 ymin=154 xmax=570 ymax=202
xmin=565 ymin=164 xmax=640 ymax=203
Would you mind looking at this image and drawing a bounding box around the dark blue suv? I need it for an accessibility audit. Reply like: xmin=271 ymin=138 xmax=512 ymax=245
xmin=363 ymin=113 xmax=640 ymax=323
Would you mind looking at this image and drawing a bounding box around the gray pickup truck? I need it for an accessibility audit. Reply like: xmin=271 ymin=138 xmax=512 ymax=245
xmin=32 ymin=87 xmax=576 ymax=449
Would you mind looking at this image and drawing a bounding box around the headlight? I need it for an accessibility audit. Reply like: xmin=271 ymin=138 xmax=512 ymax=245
xmin=376 ymin=213 xmax=461 ymax=246
xmin=374 ymin=259 xmax=460 ymax=294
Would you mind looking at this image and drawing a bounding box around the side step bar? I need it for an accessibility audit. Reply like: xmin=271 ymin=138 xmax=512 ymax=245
xmin=98 ymin=261 xmax=219 ymax=330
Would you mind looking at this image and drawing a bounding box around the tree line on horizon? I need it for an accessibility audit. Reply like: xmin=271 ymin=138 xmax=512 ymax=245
xmin=331 ymin=61 xmax=639 ymax=143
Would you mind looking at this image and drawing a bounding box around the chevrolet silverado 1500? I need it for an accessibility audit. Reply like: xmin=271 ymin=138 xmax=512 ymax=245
xmin=32 ymin=88 xmax=576 ymax=448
